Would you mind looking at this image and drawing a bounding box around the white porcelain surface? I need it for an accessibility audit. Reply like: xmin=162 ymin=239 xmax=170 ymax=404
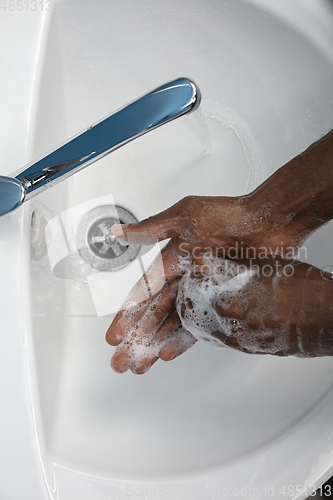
xmin=1 ymin=1 xmax=333 ymax=499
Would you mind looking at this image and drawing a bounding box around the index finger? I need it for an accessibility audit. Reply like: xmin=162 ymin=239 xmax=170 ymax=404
xmin=111 ymin=196 xmax=202 ymax=245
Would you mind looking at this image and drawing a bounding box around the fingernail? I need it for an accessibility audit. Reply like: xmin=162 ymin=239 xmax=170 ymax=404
xmin=111 ymin=224 xmax=128 ymax=245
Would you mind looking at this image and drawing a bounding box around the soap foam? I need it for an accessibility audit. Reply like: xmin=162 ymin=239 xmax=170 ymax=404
xmin=176 ymin=257 xmax=295 ymax=356
xmin=176 ymin=258 xmax=255 ymax=347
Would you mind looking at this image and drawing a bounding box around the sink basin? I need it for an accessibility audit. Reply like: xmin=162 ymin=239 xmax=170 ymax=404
xmin=1 ymin=1 xmax=333 ymax=498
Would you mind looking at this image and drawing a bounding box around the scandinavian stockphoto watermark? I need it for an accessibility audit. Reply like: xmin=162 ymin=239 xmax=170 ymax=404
xmin=121 ymin=482 xmax=331 ymax=498
xmin=0 ymin=0 xmax=51 ymax=11
xmin=179 ymin=241 xmax=308 ymax=279
xmin=180 ymin=240 xmax=308 ymax=262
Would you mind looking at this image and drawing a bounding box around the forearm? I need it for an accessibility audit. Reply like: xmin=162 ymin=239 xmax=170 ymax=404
xmin=247 ymin=130 xmax=333 ymax=244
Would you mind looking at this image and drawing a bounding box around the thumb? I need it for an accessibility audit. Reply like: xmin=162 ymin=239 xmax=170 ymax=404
xmin=111 ymin=197 xmax=195 ymax=245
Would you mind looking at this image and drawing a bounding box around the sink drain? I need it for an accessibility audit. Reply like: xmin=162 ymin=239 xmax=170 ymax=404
xmin=77 ymin=205 xmax=140 ymax=271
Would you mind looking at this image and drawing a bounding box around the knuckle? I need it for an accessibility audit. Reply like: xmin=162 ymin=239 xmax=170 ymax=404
xmin=215 ymin=300 xmax=248 ymax=321
xmin=180 ymin=195 xmax=199 ymax=213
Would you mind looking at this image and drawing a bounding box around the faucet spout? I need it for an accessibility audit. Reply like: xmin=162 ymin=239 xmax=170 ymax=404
xmin=0 ymin=77 xmax=201 ymax=217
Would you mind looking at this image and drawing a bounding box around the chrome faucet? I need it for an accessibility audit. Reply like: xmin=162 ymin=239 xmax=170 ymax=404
xmin=0 ymin=77 xmax=201 ymax=217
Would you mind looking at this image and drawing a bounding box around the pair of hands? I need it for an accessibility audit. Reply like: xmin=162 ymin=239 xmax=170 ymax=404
xmin=105 ymin=194 xmax=332 ymax=374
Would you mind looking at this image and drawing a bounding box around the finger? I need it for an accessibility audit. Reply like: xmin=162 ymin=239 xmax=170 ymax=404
xmin=111 ymin=312 xmax=195 ymax=374
xmin=111 ymin=332 xmax=159 ymax=374
xmin=111 ymin=283 xmax=184 ymax=374
xmin=106 ymin=300 xmax=149 ymax=346
xmin=122 ymin=281 xmax=180 ymax=373
xmin=129 ymin=304 xmax=184 ymax=373
xmin=129 ymin=326 xmax=196 ymax=373
xmin=108 ymin=272 xmax=181 ymax=374
xmin=159 ymin=329 xmax=196 ymax=361
xmin=106 ymin=253 xmax=169 ymax=346
xmin=106 ymin=239 xmax=190 ymax=345
xmin=137 ymin=279 xmax=179 ymax=334
xmin=111 ymin=197 xmax=200 ymax=245
xmin=131 ymin=355 xmax=159 ymax=375
xmin=154 ymin=308 xmax=182 ymax=341
xmin=116 ymin=334 xmax=160 ymax=375
xmin=210 ymin=329 xmax=243 ymax=349
xmin=110 ymin=346 xmax=130 ymax=373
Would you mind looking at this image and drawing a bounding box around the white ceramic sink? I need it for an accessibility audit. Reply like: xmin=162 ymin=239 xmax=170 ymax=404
xmin=1 ymin=1 xmax=333 ymax=499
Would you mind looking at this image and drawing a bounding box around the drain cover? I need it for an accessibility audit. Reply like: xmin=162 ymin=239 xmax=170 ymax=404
xmin=77 ymin=205 xmax=140 ymax=271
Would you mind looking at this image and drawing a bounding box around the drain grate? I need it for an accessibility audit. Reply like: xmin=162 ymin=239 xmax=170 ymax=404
xmin=77 ymin=205 xmax=140 ymax=271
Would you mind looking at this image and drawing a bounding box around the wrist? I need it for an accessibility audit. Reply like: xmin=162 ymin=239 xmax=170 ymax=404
xmin=242 ymin=191 xmax=303 ymax=253
xmin=244 ymin=131 xmax=333 ymax=251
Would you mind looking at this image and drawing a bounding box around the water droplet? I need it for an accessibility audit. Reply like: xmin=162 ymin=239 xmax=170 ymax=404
xmin=321 ymin=266 xmax=333 ymax=280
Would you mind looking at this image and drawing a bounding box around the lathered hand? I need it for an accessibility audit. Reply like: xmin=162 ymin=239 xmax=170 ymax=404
xmin=177 ymin=255 xmax=333 ymax=357
xmin=105 ymin=194 xmax=300 ymax=374
xmin=106 ymin=130 xmax=333 ymax=373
